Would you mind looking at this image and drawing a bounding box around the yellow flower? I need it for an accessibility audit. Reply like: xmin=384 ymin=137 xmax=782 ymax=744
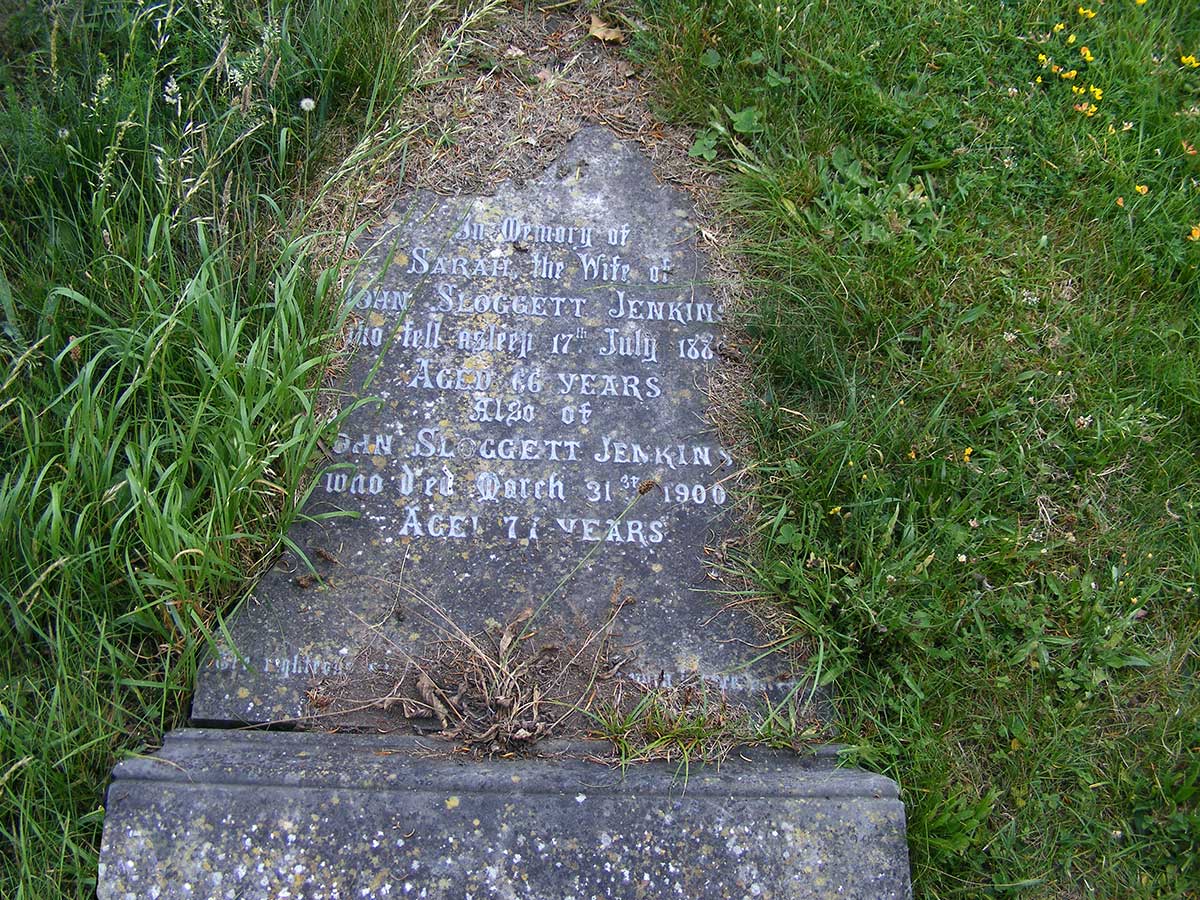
xmin=1135 ymin=0 xmax=1147 ymax=5
xmin=1089 ymin=84 xmax=1103 ymax=100
xmin=1035 ymin=75 xmax=1043 ymax=83
xmin=1182 ymin=54 xmax=1200 ymax=68
xmin=1054 ymin=22 xmax=1066 ymax=32
xmin=1116 ymin=196 xmax=1124 ymax=207
xmin=1080 ymin=46 xmax=1094 ymax=62
xmin=963 ymin=447 xmax=974 ymax=462
xmin=1188 ymin=224 xmax=1200 ymax=242
xmin=1071 ymin=85 xmax=1086 ymax=95
xmin=1077 ymin=6 xmax=1096 ymax=18
xmin=1061 ymin=69 xmax=1078 ymax=79
xmin=828 ymin=506 xmax=842 ymax=515
xmin=1038 ymin=53 xmax=1048 ymax=64
xmin=1135 ymin=184 xmax=1149 ymax=195
xmin=1052 ymin=64 xmax=1062 ymax=73
xmin=1067 ymin=33 xmax=1077 ymax=45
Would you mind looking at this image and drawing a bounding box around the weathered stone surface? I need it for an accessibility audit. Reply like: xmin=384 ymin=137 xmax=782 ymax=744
xmin=192 ymin=127 xmax=802 ymax=726
xmin=99 ymin=729 xmax=911 ymax=900
xmin=99 ymin=129 xmax=912 ymax=900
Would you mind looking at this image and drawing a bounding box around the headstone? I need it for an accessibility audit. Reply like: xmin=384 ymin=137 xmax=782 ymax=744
xmin=98 ymin=127 xmax=912 ymax=899
xmin=192 ymin=126 xmax=802 ymax=728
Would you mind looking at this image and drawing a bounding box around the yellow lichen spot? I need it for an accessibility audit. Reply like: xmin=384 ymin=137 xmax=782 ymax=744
xmin=408 ymin=632 xmax=420 ymax=641
xmin=237 ymin=687 xmax=250 ymax=699
xmin=445 ymin=796 xmax=460 ymax=810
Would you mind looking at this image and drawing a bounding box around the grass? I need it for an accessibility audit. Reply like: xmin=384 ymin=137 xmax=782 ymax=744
xmin=631 ymin=0 xmax=1198 ymax=896
xmin=1 ymin=0 xmax=1196 ymax=897
xmin=0 ymin=1 xmax=500 ymax=896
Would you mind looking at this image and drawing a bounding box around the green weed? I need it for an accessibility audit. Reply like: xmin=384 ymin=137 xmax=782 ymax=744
xmin=0 ymin=1 xmax=501 ymax=896
xmin=637 ymin=0 xmax=1198 ymax=896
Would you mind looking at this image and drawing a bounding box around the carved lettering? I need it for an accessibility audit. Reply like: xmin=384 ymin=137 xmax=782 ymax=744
xmin=434 ymin=284 xmax=587 ymax=318
xmin=608 ymin=290 xmax=719 ymax=323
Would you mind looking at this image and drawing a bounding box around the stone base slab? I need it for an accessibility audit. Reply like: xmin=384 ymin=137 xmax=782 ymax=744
xmin=99 ymin=728 xmax=910 ymax=899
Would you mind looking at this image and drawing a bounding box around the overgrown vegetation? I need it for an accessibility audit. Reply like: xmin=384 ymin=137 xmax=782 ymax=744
xmin=0 ymin=1 xmax=498 ymax=896
xmin=3 ymin=0 xmax=1197 ymax=897
xmin=633 ymin=0 xmax=1198 ymax=895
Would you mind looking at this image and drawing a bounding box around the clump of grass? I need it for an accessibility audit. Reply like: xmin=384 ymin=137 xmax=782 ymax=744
xmin=591 ymin=679 xmax=810 ymax=774
xmin=636 ymin=0 xmax=1198 ymax=896
xmin=0 ymin=1 xmax=501 ymax=896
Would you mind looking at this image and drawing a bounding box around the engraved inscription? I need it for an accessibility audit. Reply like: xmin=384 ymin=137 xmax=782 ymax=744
xmin=334 ymin=205 xmax=731 ymax=547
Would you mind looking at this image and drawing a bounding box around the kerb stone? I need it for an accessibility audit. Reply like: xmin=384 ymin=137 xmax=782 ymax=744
xmin=99 ymin=729 xmax=911 ymax=900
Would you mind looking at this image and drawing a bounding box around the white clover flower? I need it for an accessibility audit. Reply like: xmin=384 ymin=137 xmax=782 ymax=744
xmin=57 ymin=127 xmax=70 ymax=140
xmin=300 ymin=97 xmax=316 ymax=112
